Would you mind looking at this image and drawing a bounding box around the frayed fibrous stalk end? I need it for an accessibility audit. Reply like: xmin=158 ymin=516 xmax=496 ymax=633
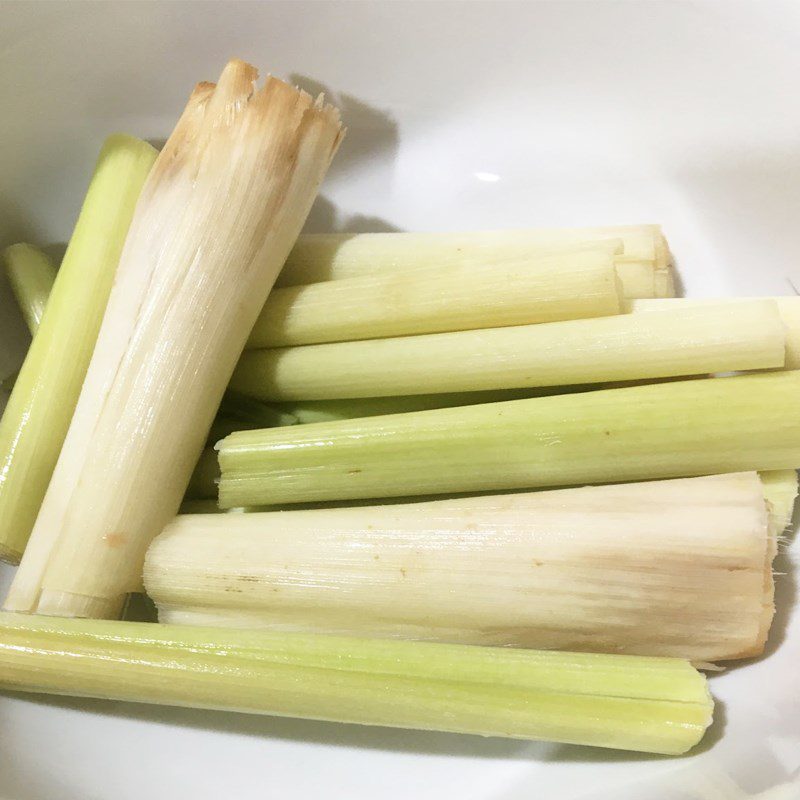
xmin=146 ymin=472 xmax=782 ymax=663
xmin=5 ymin=59 xmax=343 ymax=619
xmin=756 ymin=469 xmax=798 ymax=655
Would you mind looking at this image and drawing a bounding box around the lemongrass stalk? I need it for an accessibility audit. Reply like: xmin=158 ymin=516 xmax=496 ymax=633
xmin=0 ymin=136 xmax=157 ymax=565
xmin=230 ymin=300 xmax=785 ymax=401
xmin=147 ymin=472 xmax=776 ymax=662
xmin=247 ymin=251 xmax=621 ymax=348
xmin=4 ymin=60 xmax=343 ymax=618
xmin=278 ymin=226 xmax=674 ymax=300
xmin=218 ymin=371 xmax=800 ymax=507
xmin=628 ymin=297 xmax=800 ymax=369
xmin=277 ymin=388 xmax=584 ymax=424
xmin=279 ymin=234 xmax=620 ymax=285
xmin=185 ymin=448 xmax=219 ymax=500
xmin=0 ymin=612 xmax=712 ymax=754
xmin=2 ymin=244 xmax=57 ymax=335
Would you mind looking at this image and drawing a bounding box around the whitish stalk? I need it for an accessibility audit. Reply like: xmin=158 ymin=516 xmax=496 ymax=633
xmin=217 ymin=371 xmax=800 ymax=507
xmin=278 ymin=225 xmax=674 ymax=300
xmin=2 ymin=244 xmax=57 ymax=334
xmin=0 ymin=612 xmax=713 ymax=754
xmin=0 ymin=136 xmax=157 ymax=565
xmin=628 ymin=297 xmax=800 ymax=369
xmin=146 ymin=472 xmax=778 ymax=662
xmin=230 ymin=300 xmax=785 ymax=401
xmin=247 ymin=251 xmax=621 ymax=347
xmin=4 ymin=60 xmax=343 ymax=617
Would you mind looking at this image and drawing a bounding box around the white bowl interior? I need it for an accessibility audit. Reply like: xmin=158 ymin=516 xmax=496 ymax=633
xmin=1 ymin=2 xmax=799 ymax=798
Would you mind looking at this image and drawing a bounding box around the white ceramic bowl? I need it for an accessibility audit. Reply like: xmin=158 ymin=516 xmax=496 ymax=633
xmin=1 ymin=2 xmax=799 ymax=798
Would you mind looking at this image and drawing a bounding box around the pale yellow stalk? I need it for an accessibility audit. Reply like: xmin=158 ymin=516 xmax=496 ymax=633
xmin=230 ymin=300 xmax=785 ymax=401
xmin=278 ymin=225 xmax=674 ymax=300
xmin=247 ymin=250 xmax=622 ymax=348
xmin=628 ymin=296 xmax=800 ymax=369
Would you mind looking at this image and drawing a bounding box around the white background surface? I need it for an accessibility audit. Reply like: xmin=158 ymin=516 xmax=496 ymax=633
xmin=1 ymin=1 xmax=799 ymax=798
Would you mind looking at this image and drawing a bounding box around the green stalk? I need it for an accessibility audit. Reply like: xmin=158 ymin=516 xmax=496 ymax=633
xmin=0 ymin=613 xmax=713 ymax=755
xmin=2 ymin=243 xmax=57 ymax=334
xmin=229 ymin=300 xmax=785 ymax=401
xmin=0 ymin=135 xmax=157 ymax=564
xmin=218 ymin=371 xmax=800 ymax=507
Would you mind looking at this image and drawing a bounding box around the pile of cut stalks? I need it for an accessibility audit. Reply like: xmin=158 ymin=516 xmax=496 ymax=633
xmin=0 ymin=59 xmax=797 ymax=757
